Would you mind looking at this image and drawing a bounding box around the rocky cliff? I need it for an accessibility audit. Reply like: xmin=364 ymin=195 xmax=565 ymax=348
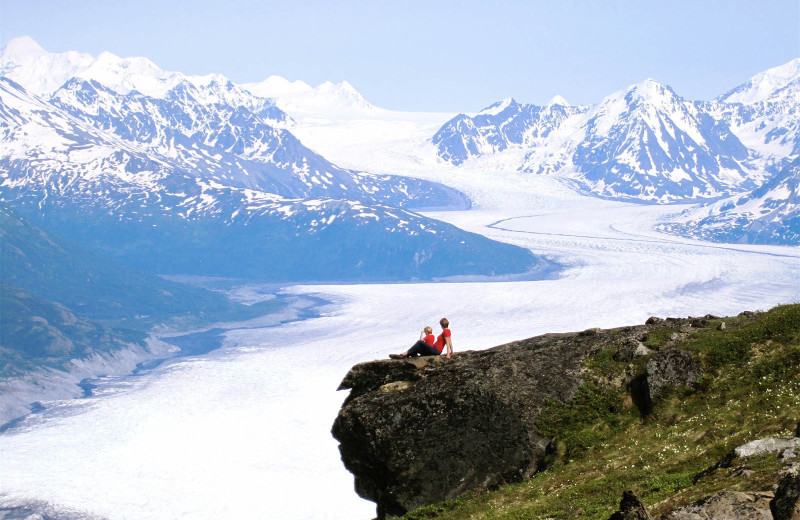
xmin=332 ymin=305 xmax=800 ymax=519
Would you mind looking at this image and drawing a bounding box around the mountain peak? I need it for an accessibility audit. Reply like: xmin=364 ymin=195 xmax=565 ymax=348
xmin=547 ymin=95 xmax=569 ymax=106
xmin=717 ymin=58 xmax=800 ymax=104
xmin=316 ymin=80 xmax=362 ymax=98
xmin=241 ymin=76 xmax=313 ymax=98
xmin=624 ymin=78 xmax=680 ymax=106
xmin=0 ymin=35 xmax=95 ymax=96
xmin=2 ymin=36 xmax=47 ymax=58
xmin=478 ymin=97 xmax=517 ymax=116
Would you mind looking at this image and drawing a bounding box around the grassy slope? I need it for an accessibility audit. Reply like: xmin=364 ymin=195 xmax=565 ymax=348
xmin=403 ymin=304 xmax=800 ymax=520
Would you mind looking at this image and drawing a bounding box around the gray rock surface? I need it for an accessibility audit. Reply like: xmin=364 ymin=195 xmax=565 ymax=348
xmin=660 ymin=491 xmax=773 ymax=520
xmin=734 ymin=438 xmax=800 ymax=458
xmin=771 ymin=464 xmax=800 ymax=520
xmin=646 ymin=348 xmax=704 ymax=401
xmin=614 ymin=338 xmax=653 ymax=362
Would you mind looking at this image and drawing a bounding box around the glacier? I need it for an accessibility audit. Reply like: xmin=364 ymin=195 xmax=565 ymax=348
xmin=1 ymin=178 xmax=797 ymax=520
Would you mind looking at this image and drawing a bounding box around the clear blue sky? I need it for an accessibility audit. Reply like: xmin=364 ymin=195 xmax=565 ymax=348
xmin=1 ymin=0 xmax=798 ymax=111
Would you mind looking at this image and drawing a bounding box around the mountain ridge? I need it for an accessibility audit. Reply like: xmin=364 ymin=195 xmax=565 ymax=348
xmin=0 ymin=61 xmax=540 ymax=282
xmin=2 ymin=37 xmax=797 ymax=249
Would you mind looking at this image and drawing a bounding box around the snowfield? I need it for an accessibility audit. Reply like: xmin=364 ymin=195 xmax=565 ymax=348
xmin=1 ymin=178 xmax=798 ymax=520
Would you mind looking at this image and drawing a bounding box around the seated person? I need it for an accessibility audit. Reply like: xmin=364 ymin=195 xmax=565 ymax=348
xmin=390 ymin=319 xmax=452 ymax=359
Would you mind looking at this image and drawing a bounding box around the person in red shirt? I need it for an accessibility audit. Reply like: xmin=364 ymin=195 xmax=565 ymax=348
xmin=390 ymin=318 xmax=452 ymax=359
xmin=421 ymin=326 xmax=435 ymax=346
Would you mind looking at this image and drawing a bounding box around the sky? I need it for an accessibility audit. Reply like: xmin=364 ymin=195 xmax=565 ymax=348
xmin=1 ymin=0 xmax=798 ymax=111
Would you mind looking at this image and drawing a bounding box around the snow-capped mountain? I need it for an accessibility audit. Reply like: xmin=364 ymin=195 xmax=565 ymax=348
xmin=435 ymin=79 xmax=766 ymax=202
xmin=558 ymin=79 xmax=755 ymax=201
xmin=1 ymin=37 xmax=457 ymax=208
xmin=432 ymin=97 xmax=590 ymax=165
xmin=717 ymin=58 xmax=800 ymax=105
xmin=659 ymin=159 xmax=800 ymax=245
xmin=705 ymin=59 xmax=800 ymax=164
xmin=0 ymin=74 xmax=531 ymax=281
xmin=0 ymin=36 xmax=94 ymax=97
xmin=243 ymin=76 xmax=377 ymax=119
xmin=0 ymin=36 xmax=374 ymax=120
xmin=46 ymin=76 xmax=453 ymax=205
xmin=1 ymin=36 xmax=180 ymax=98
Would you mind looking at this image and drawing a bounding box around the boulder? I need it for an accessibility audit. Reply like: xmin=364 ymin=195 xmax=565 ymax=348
xmin=608 ymin=490 xmax=652 ymax=520
xmin=646 ymin=348 xmax=704 ymax=402
xmin=770 ymin=464 xmax=800 ymax=520
xmin=780 ymin=449 xmax=797 ymax=461
xmin=734 ymin=438 xmax=800 ymax=459
xmin=660 ymin=491 xmax=773 ymax=520
xmin=332 ymin=331 xmax=604 ymax=518
xmin=614 ymin=338 xmax=653 ymax=362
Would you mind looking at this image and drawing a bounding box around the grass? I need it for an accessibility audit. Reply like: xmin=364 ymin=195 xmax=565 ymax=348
xmin=401 ymin=304 xmax=800 ymax=520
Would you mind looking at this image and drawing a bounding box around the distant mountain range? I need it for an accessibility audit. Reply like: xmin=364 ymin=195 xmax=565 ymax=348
xmin=1 ymin=35 xmax=796 ymax=254
xmin=0 ymin=37 xmax=541 ymax=281
xmin=429 ymin=59 xmax=800 ymax=244
xmin=434 ymin=60 xmax=800 ymax=206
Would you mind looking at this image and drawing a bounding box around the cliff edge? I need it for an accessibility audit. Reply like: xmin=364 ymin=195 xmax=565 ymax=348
xmin=332 ymin=305 xmax=800 ymax=519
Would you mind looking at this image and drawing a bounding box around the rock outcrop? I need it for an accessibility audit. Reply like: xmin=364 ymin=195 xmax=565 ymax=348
xmin=735 ymin=438 xmax=800 ymax=459
xmin=660 ymin=491 xmax=774 ymax=519
xmin=332 ymin=331 xmax=609 ymax=517
xmin=696 ymin=437 xmax=800 ymax=483
xmin=645 ymin=348 xmax=704 ymax=401
xmin=330 ymin=314 xmax=742 ymax=518
xmin=614 ymin=338 xmax=653 ymax=362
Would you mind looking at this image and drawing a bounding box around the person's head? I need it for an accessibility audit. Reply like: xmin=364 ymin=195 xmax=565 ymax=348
xmin=439 ymin=318 xmax=449 ymax=329
xmin=424 ymin=326 xmax=433 ymax=334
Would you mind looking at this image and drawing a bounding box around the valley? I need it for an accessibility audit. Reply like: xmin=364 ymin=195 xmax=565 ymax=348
xmin=0 ymin=36 xmax=798 ymax=520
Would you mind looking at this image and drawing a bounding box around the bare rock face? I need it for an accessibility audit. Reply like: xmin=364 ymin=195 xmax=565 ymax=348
xmin=608 ymin=490 xmax=652 ymax=520
xmin=771 ymin=464 xmax=800 ymax=520
xmin=331 ymin=331 xmax=606 ymax=518
xmin=660 ymin=491 xmax=773 ymax=520
xmin=646 ymin=348 xmax=704 ymax=401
